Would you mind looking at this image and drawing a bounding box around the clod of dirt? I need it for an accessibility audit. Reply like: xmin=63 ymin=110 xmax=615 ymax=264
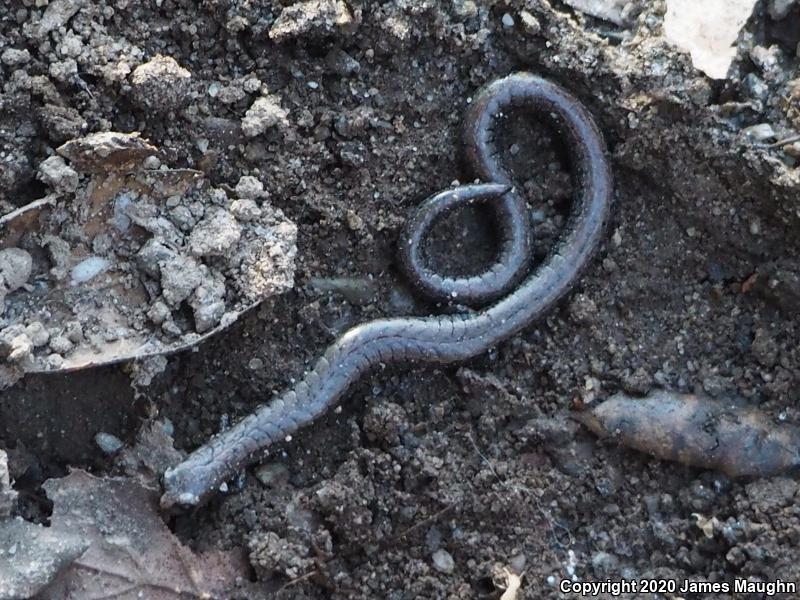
xmin=234 ymin=175 xmax=268 ymax=200
xmin=188 ymin=207 xmax=242 ymax=257
xmin=115 ymin=419 xmax=183 ymax=486
xmin=130 ymin=54 xmax=192 ymax=113
xmin=752 ymin=260 xmax=800 ymax=313
xmin=312 ymin=456 xmax=376 ymax=545
xmin=362 ymin=401 xmax=409 ymax=446
xmin=248 ymin=531 xmax=313 ymax=579
xmin=0 ymin=144 xmax=297 ymax=377
xmin=0 ymin=450 xmax=16 ymax=518
xmin=241 ymin=95 xmax=289 ymax=138
xmin=28 ymin=0 xmax=84 ymax=38
xmin=56 ymin=131 xmax=159 ymax=173
xmin=269 ymin=0 xmax=358 ymax=42
xmin=37 ymin=156 xmax=79 ymax=195
xmin=576 ymin=391 xmax=800 ymax=477
xmin=0 ymin=48 xmax=31 ymax=67
xmin=36 ymin=470 xmax=250 ymax=598
xmin=0 ymin=249 xmax=32 ymax=318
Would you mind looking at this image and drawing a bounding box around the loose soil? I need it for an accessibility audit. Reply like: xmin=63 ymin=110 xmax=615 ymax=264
xmin=2 ymin=1 xmax=800 ymax=598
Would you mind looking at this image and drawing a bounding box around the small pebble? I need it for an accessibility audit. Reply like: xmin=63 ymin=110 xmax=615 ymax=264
xmin=254 ymin=462 xmax=290 ymax=487
xmin=742 ymin=123 xmax=777 ymax=143
xmin=70 ymin=256 xmax=111 ymax=286
xmin=95 ymin=432 xmax=124 ymax=455
xmin=432 ymin=549 xmax=455 ymax=574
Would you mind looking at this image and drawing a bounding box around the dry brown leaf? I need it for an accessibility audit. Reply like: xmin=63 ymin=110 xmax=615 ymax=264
xmin=57 ymin=131 xmax=158 ymax=173
xmin=576 ymin=391 xmax=800 ymax=477
xmin=664 ymin=0 xmax=758 ymax=79
xmin=0 ymin=518 xmax=88 ymax=599
xmin=37 ymin=470 xmax=249 ymax=599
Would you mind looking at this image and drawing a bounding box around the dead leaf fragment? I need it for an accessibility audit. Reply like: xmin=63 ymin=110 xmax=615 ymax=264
xmin=0 ymin=517 xmax=88 ymax=600
xmin=664 ymin=0 xmax=758 ymax=79
xmin=37 ymin=470 xmax=248 ymax=599
xmin=57 ymin=131 xmax=158 ymax=173
xmin=692 ymin=513 xmax=719 ymax=539
xmin=576 ymin=390 xmax=800 ymax=477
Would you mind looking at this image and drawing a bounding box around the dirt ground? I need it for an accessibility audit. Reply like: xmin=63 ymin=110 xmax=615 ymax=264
xmin=2 ymin=0 xmax=800 ymax=598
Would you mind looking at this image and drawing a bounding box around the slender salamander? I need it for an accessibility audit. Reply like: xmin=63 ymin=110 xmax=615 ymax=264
xmin=161 ymin=73 xmax=613 ymax=508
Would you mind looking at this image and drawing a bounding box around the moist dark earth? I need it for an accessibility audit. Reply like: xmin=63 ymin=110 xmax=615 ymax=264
xmin=2 ymin=0 xmax=800 ymax=598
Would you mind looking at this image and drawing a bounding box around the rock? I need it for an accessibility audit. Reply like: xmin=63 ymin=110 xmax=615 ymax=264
xmin=63 ymin=321 xmax=83 ymax=344
xmin=519 ymin=10 xmax=542 ymax=34
xmin=168 ymin=205 xmax=197 ymax=231
xmin=44 ymin=354 xmax=64 ymax=370
xmin=569 ymin=293 xmax=598 ymax=323
xmin=130 ymin=55 xmax=192 ymax=113
xmin=114 ymin=419 xmax=182 ymax=482
xmin=432 ymin=549 xmax=455 ymax=574
xmin=69 ymin=256 xmax=111 ymax=285
xmin=241 ymin=96 xmax=289 ymax=138
xmin=742 ymin=123 xmax=777 ymax=142
xmin=57 ymin=132 xmax=158 ymax=173
xmin=49 ymin=58 xmax=78 ymax=83
xmin=269 ymin=0 xmax=356 ymax=42
xmin=188 ymin=208 xmax=242 ymax=257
